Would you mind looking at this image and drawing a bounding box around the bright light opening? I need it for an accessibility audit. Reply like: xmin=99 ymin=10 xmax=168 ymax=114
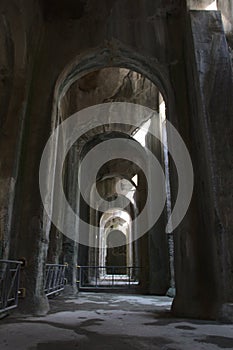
xmin=132 ymin=174 xmax=138 ymax=187
xmin=206 ymin=1 xmax=217 ymax=10
xmin=133 ymin=119 xmax=151 ymax=147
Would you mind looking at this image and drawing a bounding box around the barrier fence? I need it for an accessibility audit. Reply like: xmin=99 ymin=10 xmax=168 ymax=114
xmin=44 ymin=263 xmax=67 ymax=296
xmin=77 ymin=266 xmax=142 ymax=290
xmin=0 ymin=260 xmax=22 ymax=314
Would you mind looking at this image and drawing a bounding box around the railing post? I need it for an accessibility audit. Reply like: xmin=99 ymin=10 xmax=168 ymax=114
xmin=76 ymin=265 xmax=81 ymax=289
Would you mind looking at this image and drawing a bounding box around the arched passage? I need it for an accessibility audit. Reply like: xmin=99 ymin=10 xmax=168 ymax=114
xmin=37 ymin=14 xmax=233 ymax=319
xmin=106 ymin=230 xmax=127 ymax=275
xmin=45 ymin=66 xmax=172 ymax=296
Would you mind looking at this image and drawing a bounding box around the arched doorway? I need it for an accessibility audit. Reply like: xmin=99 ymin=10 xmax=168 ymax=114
xmin=45 ymin=59 xmax=178 ymax=303
xmin=54 ymin=67 xmax=172 ymax=295
xmin=106 ymin=230 xmax=127 ymax=275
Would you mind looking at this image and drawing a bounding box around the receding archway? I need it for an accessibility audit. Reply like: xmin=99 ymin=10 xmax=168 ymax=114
xmin=46 ymin=47 xmax=178 ymax=310
xmin=54 ymin=67 xmax=173 ymax=297
xmin=106 ymin=230 xmax=127 ymax=275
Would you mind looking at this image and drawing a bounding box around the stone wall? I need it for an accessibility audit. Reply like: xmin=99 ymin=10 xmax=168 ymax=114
xmin=174 ymin=9 xmax=233 ymax=320
xmin=0 ymin=0 xmax=43 ymax=259
xmin=0 ymin=0 xmax=232 ymax=319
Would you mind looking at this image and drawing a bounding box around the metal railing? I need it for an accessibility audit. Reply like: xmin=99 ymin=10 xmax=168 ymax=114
xmin=44 ymin=264 xmax=67 ymax=297
xmin=0 ymin=260 xmax=22 ymax=313
xmin=77 ymin=266 xmax=142 ymax=290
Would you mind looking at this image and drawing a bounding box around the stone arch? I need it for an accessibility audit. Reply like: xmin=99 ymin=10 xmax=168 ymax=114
xmin=46 ymin=57 xmax=173 ymax=295
xmin=52 ymin=44 xmax=177 ymax=126
xmin=45 ymin=46 xmax=176 ymax=245
xmin=100 ymin=209 xmax=133 ymax=268
xmin=106 ymin=229 xmax=127 ymax=274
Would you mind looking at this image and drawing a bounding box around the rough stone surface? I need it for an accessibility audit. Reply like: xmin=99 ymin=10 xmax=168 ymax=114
xmin=188 ymin=10 xmax=233 ymax=315
xmin=0 ymin=0 xmax=232 ymax=321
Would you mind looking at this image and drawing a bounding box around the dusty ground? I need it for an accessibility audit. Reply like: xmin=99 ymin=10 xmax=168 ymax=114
xmin=0 ymin=293 xmax=233 ymax=349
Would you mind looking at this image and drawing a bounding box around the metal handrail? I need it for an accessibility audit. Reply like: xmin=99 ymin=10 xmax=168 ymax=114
xmin=0 ymin=260 xmax=23 ymax=264
xmin=44 ymin=263 xmax=67 ymax=297
xmin=77 ymin=266 xmax=143 ymax=290
xmin=78 ymin=266 xmax=142 ymax=268
xmin=0 ymin=260 xmax=22 ymax=313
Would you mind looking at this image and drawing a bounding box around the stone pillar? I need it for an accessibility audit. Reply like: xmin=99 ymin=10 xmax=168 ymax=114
xmin=62 ymin=237 xmax=78 ymax=294
xmin=137 ymin=170 xmax=150 ymax=292
xmin=47 ymin=226 xmax=63 ymax=264
xmin=0 ymin=1 xmax=49 ymax=315
xmin=172 ymin=10 xmax=233 ymax=320
xmin=146 ymin=111 xmax=170 ymax=295
xmin=0 ymin=1 xmax=42 ymax=260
